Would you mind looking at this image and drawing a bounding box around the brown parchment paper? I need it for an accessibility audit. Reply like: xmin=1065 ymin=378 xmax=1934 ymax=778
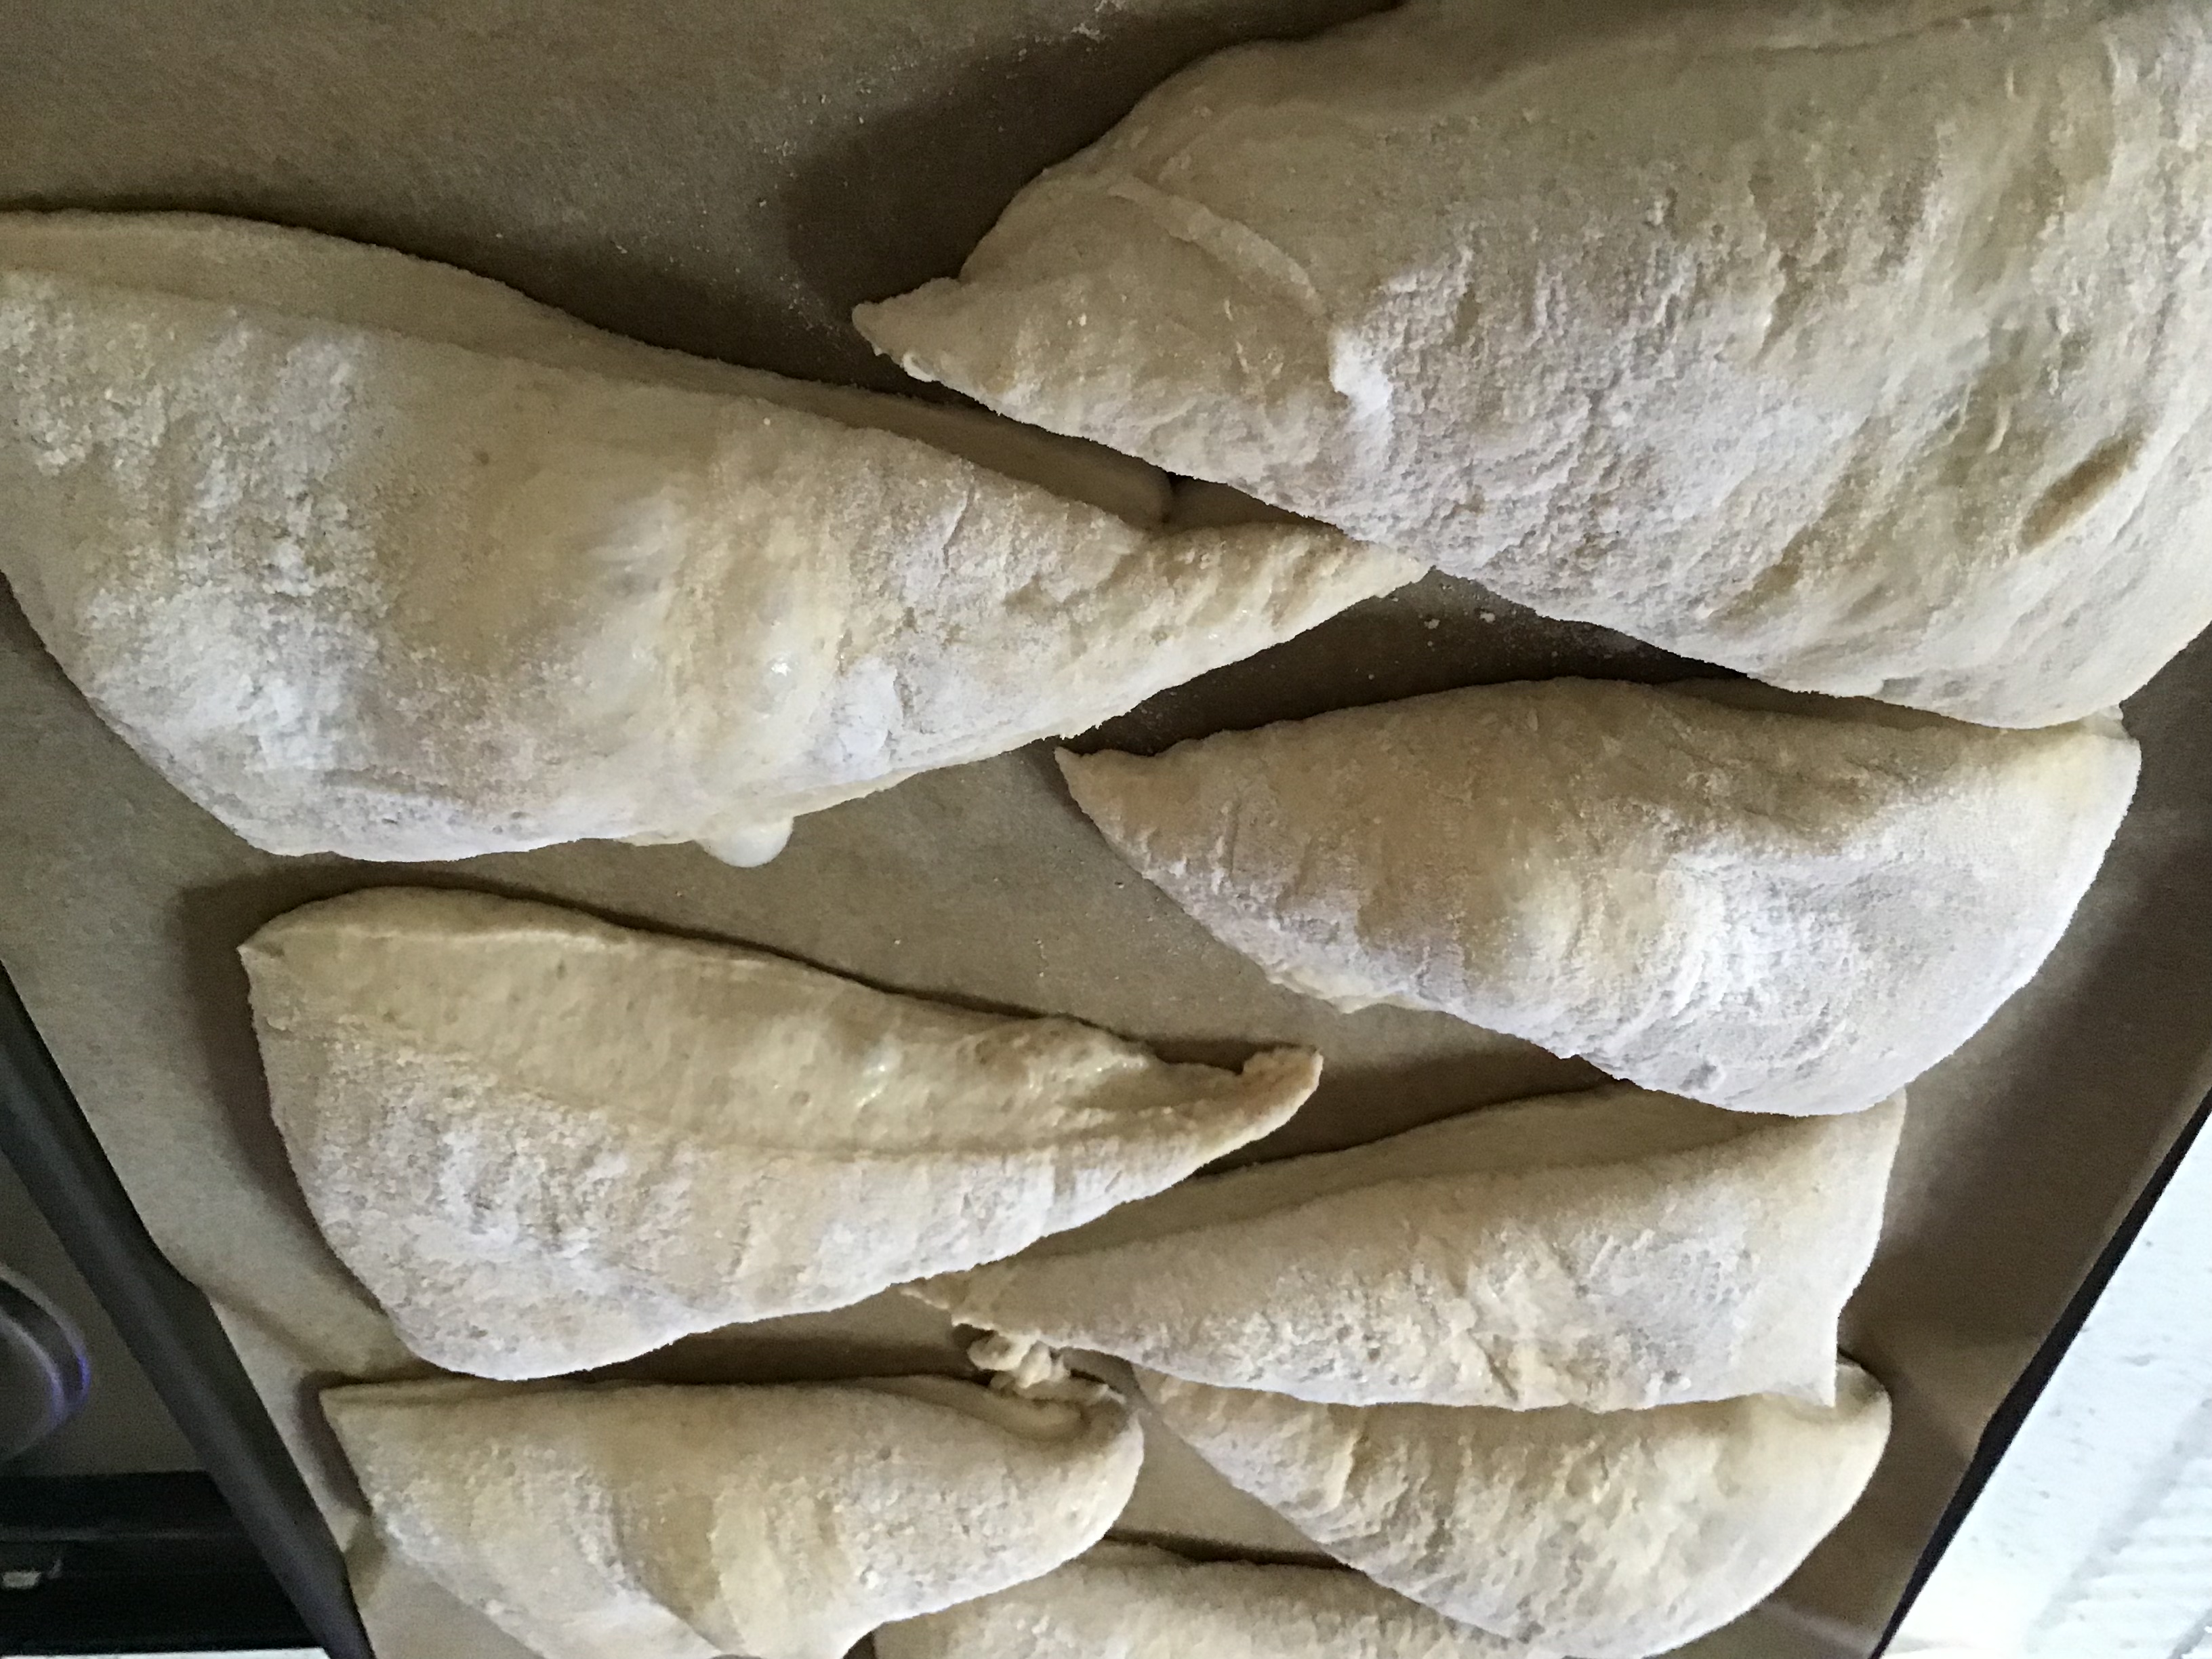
xmin=5 ymin=4 xmax=2212 ymax=1656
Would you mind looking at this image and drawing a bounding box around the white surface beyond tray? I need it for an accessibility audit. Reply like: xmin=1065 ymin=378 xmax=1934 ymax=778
xmin=1890 ymin=1111 xmax=2212 ymax=1659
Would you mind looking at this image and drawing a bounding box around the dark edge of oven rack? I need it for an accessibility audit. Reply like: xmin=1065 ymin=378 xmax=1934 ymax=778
xmin=1 ymin=1469 xmax=319 ymax=1652
xmin=0 ymin=958 xmax=371 ymax=1659
xmin=1871 ymin=1073 xmax=2212 ymax=1657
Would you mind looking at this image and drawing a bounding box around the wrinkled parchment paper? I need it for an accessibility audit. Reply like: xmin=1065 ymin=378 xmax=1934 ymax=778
xmin=5 ymin=3 xmax=2211 ymax=1654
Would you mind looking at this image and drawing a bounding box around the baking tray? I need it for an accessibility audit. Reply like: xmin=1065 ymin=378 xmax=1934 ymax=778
xmin=5 ymin=3 xmax=2212 ymax=1654
xmin=9 ymin=937 xmax=2211 ymax=1658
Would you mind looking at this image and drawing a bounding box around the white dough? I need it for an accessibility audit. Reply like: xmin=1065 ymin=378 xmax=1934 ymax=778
xmin=243 ymin=887 xmax=1318 ymax=1378
xmin=0 ymin=211 xmax=1418 ymax=864
xmin=1059 ymin=678 xmax=2139 ymax=1115
xmin=323 ymin=1373 xmax=1142 ymax=1659
xmin=876 ymin=1540 xmax=1553 ymax=1659
xmin=1141 ymin=1363 xmax=1890 ymax=1658
xmin=917 ymin=1085 xmax=1903 ymax=1410
xmin=859 ymin=0 xmax=2212 ymax=729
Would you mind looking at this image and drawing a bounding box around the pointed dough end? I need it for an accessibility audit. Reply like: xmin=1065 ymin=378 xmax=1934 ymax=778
xmin=853 ymin=288 xmax=961 ymax=389
xmin=1232 ymin=1045 xmax=1324 ymax=1114
xmin=1054 ymin=745 xmax=1149 ymax=838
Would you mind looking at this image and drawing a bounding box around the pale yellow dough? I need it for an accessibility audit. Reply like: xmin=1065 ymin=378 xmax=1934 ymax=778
xmin=244 ymin=887 xmax=1317 ymax=1379
xmin=1142 ymin=1363 xmax=1890 ymax=1658
xmin=876 ymin=1541 xmax=1554 ymax=1659
xmin=1061 ymin=678 xmax=2138 ymax=1115
xmin=323 ymin=1374 xmax=1143 ymax=1659
xmin=918 ymin=1085 xmax=1904 ymax=1410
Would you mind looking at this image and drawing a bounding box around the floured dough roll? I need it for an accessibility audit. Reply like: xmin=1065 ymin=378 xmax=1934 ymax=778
xmin=857 ymin=0 xmax=2212 ymax=729
xmin=324 ymin=1373 xmax=1143 ymax=1659
xmin=1141 ymin=1364 xmax=1889 ymax=1658
xmin=917 ymin=1085 xmax=1902 ymax=1411
xmin=0 ymin=211 xmax=1417 ymax=867
xmin=1060 ymin=678 xmax=2139 ymax=1115
xmin=876 ymin=1540 xmax=1553 ymax=1659
xmin=244 ymin=887 xmax=1317 ymax=1378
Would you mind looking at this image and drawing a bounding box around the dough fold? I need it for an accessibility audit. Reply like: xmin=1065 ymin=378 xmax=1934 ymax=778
xmin=916 ymin=1085 xmax=1903 ymax=1410
xmin=0 ymin=211 xmax=1417 ymax=864
xmin=244 ymin=887 xmax=1317 ymax=1378
xmin=858 ymin=0 xmax=2212 ymax=728
xmin=1059 ymin=678 xmax=2138 ymax=1115
xmin=323 ymin=1374 xmax=1142 ymax=1659
xmin=1139 ymin=1363 xmax=1889 ymax=1658
xmin=875 ymin=1540 xmax=1553 ymax=1658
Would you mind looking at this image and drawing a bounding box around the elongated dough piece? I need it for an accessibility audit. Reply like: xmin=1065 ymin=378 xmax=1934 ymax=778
xmin=917 ymin=1086 xmax=1902 ymax=1410
xmin=0 ymin=211 xmax=1416 ymax=866
xmin=244 ymin=888 xmax=1317 ymax=1378
xmin=859 ymin=0 xmax=2212 ymax=729
xmin=1060 ymin=679 xmax=2137 ymax=1115
xmin=324 ymin=1374 xmax=1143 ymax=1659
xmin=876 ymin=1540 xmax=1553 ymax=1659
xmin=1141 ymin=1364 xmax=1889 ymax=1658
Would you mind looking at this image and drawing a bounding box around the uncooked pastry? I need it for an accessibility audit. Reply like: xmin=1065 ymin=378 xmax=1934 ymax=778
xmin=916 ymin=1084 xmax=1903 ymax=1410
xmin=875 ymin=1540 xmax=1553 ymax=1659
xmin=857 ymin=0 xmax=2212 ymax=729
xmin=1140 ymin=1362 xmax=1890 ymax=1658
xmin=243 ymin=886 xmax=1319 ymax=1378
xmin=322 ymin=1372 xmax=1143 ymax=1659
xmin=1059 ymin=678 xmax=2139 ymax=1115
xmin=0 ymin=211 xmax=1418 ymax=866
